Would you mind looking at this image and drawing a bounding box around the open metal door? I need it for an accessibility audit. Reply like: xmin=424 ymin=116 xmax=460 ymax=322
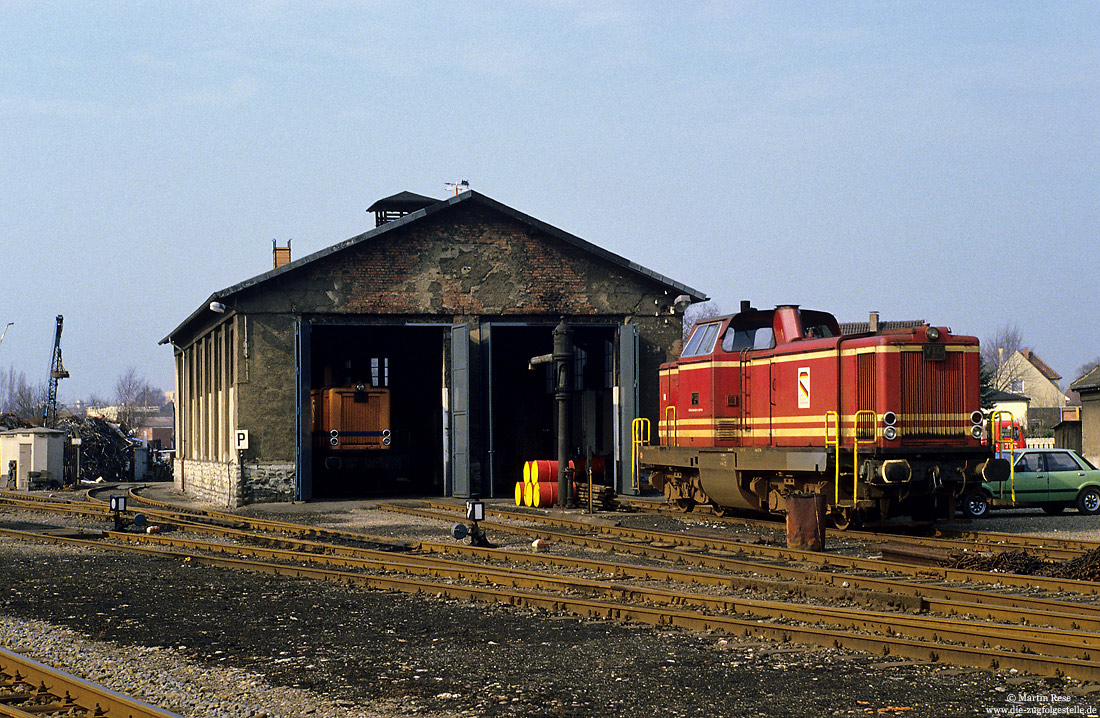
xmin=449 ymin=323 xmax=471 ymax=497
xmin=295 ymin=319 xmax=313 ymax=501
xmin=615 ymin=323 xmax=639 ymax=495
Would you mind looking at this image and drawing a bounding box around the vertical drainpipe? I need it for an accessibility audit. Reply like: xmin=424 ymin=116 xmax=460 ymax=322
xmin=553 ymin=321 xmax=574 ymax=508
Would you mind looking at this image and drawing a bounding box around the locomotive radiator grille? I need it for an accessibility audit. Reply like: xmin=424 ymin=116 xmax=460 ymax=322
xmin=899 ymin=350 xmax=967 ymax=439
xmin=856 ymin=354 xmax=876 ymax=440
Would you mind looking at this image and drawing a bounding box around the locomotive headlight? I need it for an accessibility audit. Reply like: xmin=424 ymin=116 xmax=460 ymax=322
xmin=970 ymin=410 xmax=983 ymax=425
xmin=882 ymin=411 xmax=897 ymax=426
xmin=970 ymin=425 xmax=984 ymax=439
xmin=383 ymin=437 xmax=391 ymax=446
xmin=926 ymin=327 xmax=941 ymax=341
xmin=330 ymin=429 xmax=339 ymax=438
xmin=329 ymin=436 xmax=339 ymax=446
xmin=883 ymin=426 xmax=898 ymax=441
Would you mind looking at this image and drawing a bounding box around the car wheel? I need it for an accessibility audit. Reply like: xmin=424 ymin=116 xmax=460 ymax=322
xmin=1076 ymin=487 xmax=1100 ymax=515
xmin=1041 ymin=504 xmax=1065 ymax=515
xmin=962 ymin=493 xmax=990 ymax=519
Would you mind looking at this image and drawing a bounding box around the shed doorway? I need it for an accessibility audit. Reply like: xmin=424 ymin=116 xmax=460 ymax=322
xmin=485 ymin=323 xmax=619 ymax=497
xmin=306 ymin=324 xmax=445 ymax=499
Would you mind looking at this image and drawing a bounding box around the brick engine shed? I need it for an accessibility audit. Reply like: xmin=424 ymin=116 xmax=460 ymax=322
xmin=162 ymin=191 xmax=706 ymax=507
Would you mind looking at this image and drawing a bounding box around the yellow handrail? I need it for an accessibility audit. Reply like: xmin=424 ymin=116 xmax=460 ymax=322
xmin=825 ymin=411 xmax=840 ymax=504
xmin=852 ymin=410 xmax=878 ymax=504
xmin=664 ymin=405 xmax=678 ymax=447
xmin=991 ymin=410 xmax=1016 ymax=502
xmin=631 ymin=417 xmax=651 ymax=492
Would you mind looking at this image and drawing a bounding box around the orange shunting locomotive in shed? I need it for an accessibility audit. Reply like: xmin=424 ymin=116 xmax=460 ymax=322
xmin=639 ymin=302 xmax=1009 ymax=528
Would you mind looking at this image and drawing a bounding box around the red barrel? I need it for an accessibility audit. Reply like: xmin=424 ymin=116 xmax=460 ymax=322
xmin=528 ymin=459 xmax=574 ymax=484
xmin=574 ymin=456 xmax=607 ymax=478
xmin=532 ymin=481 xmax=578 ymax=508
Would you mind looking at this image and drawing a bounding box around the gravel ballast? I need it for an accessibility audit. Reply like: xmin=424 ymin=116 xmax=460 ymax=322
xmin=2 ymin=495 xmax=1100 ymax=717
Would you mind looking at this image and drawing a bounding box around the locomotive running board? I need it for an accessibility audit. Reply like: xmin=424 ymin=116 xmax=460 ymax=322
xmin=639 ymin=445 xmax=829 ymax=474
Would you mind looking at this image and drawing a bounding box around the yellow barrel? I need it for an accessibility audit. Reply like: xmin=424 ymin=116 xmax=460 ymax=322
xmin=514 ymin=481 xmax=525 ymax=506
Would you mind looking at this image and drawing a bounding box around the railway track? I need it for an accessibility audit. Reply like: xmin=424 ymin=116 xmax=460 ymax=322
xmin=0 ymin=646 xmax=184 ymax=718
xmin=405 ymin=500 xmax=1100 ymax=595
xmin=4 ymin=489 xmax=1100 ymax=682
xmin=622 ymin=497 xmax=1100 ymax=559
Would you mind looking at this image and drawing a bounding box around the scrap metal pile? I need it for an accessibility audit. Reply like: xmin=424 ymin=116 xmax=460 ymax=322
xmin=57 ymin=416 xmax=135 ymax=483
xmin=950 ymin=547 xmax=1100 ymax=582
xmin=0 ymin=414 xmax=32 ymax=431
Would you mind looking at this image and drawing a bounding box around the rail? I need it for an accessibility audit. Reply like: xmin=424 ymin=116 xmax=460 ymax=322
xmin=0 ymin=646 xmax=185 ymax=718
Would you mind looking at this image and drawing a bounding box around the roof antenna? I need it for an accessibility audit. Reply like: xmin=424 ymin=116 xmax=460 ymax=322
xmin=445 ymin=180 xmax=470 ymax=196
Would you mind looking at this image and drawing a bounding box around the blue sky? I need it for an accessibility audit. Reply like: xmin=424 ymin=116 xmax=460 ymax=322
xmin=1 ymin=2 xmax=1097 ymax=402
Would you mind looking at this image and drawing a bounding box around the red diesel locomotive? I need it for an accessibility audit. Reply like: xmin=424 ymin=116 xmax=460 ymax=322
xmin=639 ymin=302 xmax=1009 ymax=528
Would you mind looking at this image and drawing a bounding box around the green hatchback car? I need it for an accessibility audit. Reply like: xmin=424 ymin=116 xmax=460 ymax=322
xmin=962 ymin=448 xmax=1100 ymax=518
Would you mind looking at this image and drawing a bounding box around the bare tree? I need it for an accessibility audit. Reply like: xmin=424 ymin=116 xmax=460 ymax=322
xmin=982 ymin=324 xmax=1029 ymax=394
xmin=4 ymin=370 xmax=46 ymax=421
xmin=115 ymin=366 xmax=160 ymax=428
xmin=1075 ymin=357 xmax=1100 ymax=382
xmin=682 ymin=301 xmax=725 ymax=342
xmin=0 ymin=365 xmax=16 ymax=414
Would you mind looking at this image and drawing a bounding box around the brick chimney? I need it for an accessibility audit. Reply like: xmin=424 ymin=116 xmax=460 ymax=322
xmin=273 ymin=239 xmax=291 ymax=269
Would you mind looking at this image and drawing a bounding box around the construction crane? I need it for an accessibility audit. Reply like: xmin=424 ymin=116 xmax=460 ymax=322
xmin=44 ymin=315 xmax=69 ymax=427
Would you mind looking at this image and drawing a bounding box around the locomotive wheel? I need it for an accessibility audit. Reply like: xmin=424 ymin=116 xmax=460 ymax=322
xmin=675 ymin=498 xmax=696 ymax=513
xmin=831 ymin=508 xmax=861 ymax=531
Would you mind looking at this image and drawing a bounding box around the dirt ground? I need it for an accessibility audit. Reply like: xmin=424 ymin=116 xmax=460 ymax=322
xmin=3 ymin=511 xmax=1098 ymax=717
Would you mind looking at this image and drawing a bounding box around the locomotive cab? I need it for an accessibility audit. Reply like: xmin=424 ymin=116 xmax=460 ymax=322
xmin=646 ymin=303 xmax=1005 ymax=528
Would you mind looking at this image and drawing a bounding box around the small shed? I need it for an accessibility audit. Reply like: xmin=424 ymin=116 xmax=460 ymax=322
xmin=0 ymin=428 xmax=66 ymax=490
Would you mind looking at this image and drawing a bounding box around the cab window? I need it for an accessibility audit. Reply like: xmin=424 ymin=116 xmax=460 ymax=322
xmin=754 ymin=327 xmax=776 ymax=350
xmin=682 ymin=323 xmax=721 ymax=358
xmin=802 ymin=323 xmax=835 ymax=339
xmin=721 ymin=325 xmax=777 ymax=352
xmin=723 ymin=328 xmax=756 ymax=352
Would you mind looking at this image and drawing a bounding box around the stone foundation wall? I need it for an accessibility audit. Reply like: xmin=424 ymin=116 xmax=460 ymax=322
xmin=175 ymin=459 xmax=240 ymax=508
xmin=240 ymin=462 xmax=296 ymax=504
xmin=174 ymin=460 xmax=297 ymax=508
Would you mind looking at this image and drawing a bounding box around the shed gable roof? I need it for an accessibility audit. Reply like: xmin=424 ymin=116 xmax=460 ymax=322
xmin=163 ymin=191 xmax=707 ymax=344
xmin=1072 ymin=363 xmax=1100 ymax=393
